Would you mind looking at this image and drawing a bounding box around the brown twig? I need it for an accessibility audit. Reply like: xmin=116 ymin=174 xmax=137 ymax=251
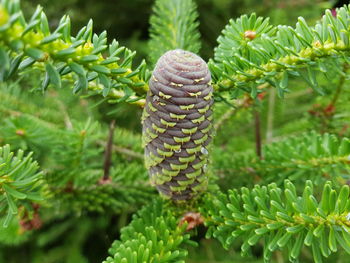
xmin=103 ymin=120 xmax=116 ymax=181
xmin=266 ymin=87 xmax=275 ymax=143
xmin=254 ymin=108 xmax=262 ymax=159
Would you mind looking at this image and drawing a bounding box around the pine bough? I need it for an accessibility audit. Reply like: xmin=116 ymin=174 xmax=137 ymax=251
xmin=202 ymin=180 xmax=350 ymax=263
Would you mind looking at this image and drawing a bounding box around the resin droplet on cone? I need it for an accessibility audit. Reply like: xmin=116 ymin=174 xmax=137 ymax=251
xmin=142 ymin=49 xmax=213 ymax=200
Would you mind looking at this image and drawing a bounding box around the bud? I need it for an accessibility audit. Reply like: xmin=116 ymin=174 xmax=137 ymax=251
xmin=244 ymin=30 xmax=257 ymax=40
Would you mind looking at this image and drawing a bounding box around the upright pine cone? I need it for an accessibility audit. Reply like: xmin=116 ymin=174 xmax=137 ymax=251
xmin=142 ymin=49 xmax=213 ymax=200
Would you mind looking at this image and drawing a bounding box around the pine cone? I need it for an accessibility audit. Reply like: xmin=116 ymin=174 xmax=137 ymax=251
xmin=142 ymin=49 xmax=213 ymax=200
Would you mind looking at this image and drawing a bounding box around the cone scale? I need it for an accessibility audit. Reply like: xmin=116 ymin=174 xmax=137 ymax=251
xmin=142 ymin=49 xmax=213 ymax=200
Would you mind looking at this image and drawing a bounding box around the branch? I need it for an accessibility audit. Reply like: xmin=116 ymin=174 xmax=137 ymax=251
xmin=211 ymin=6 xmax=350 ymax=98
xmin=0 ymin=0 xmax=150 ymax=106
xmin=201 ymin=180 xmax=350 ymax=263
xmin=103 ymin=200 xmax=194 ymax=262
xmin=214 ymin=132 xmax=350 ymax=186
xmin=57 ymin=179 xmax=155 ymax=214
xmin=148 ymin=0 xmax=201 ymax=64
xmin=0 ymin=144 xmax=44 ymax=227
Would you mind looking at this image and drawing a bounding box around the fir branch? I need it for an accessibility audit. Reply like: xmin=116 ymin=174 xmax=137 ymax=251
xmin=55 ymin=159 xmax=154 ymax=214
xmin=0 ymin=0 xmax=150 ymax=105
xmin=0 ymin=114 xmax=60 ymax=157
xmin=148 ymin=0 xmax=201 ymax=64
xmin=0 ymin=82 xmax=62 ymax=121
xmin=211 ymin=6 xmax=350 ymax=98
xmin=0 ymin=144 xmax=45 ymax=227
xmin=201 ymin=180 xmax=350 ymax=263
xmin=57 ymin=178 xmax=155 ymax=214
xmin=0 ymin=111 xmax=151 ymax=215
xmin=47 ymin=120 xmax=103 ymax=186
xmin=214 ymin=132 xmax=350 ymax=186
xmin=104 ymin=200 xmax=194 ymax=263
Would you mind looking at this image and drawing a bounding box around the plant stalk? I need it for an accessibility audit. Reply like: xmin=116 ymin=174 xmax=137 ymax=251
xmin=266 ymin=87 xmax=275 ymax=143
xmin=254 ymin=108 xmax=262 ymax=159
xmin=103 ymin=120 xmax=116 ymax=180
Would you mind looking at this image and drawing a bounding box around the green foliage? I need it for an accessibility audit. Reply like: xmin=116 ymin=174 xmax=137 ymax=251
xmin=210 ymin=6 xmax=350 ymax=99
xmin=148 ymin=0 xmax=201 ymax=64
xmin=0 ymin=100 xmax=154 ymax=215
xmin=0 ymin=144 xmax=44 ymax=227
xmin=48 ymin=120 xmax=102 ymax=186
xmin=0 ymin=82 xmax=157 ymax=225
xmin=214 ymin=132 xmax=350 ymax=188
xmin=0 ymin=114 xmax=59 ymax=159
xmin=0 ymin=0 xmax=150 ymax=106
xmin=57 ymin=162 xmax=155 ymax=214
xmin=104 ymin=200 xmax=194 ymax=263
xmin=0 ymin=216 xmax=31 ymax=245
xmin=202 ymin=180 xmax=350 ymax=263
